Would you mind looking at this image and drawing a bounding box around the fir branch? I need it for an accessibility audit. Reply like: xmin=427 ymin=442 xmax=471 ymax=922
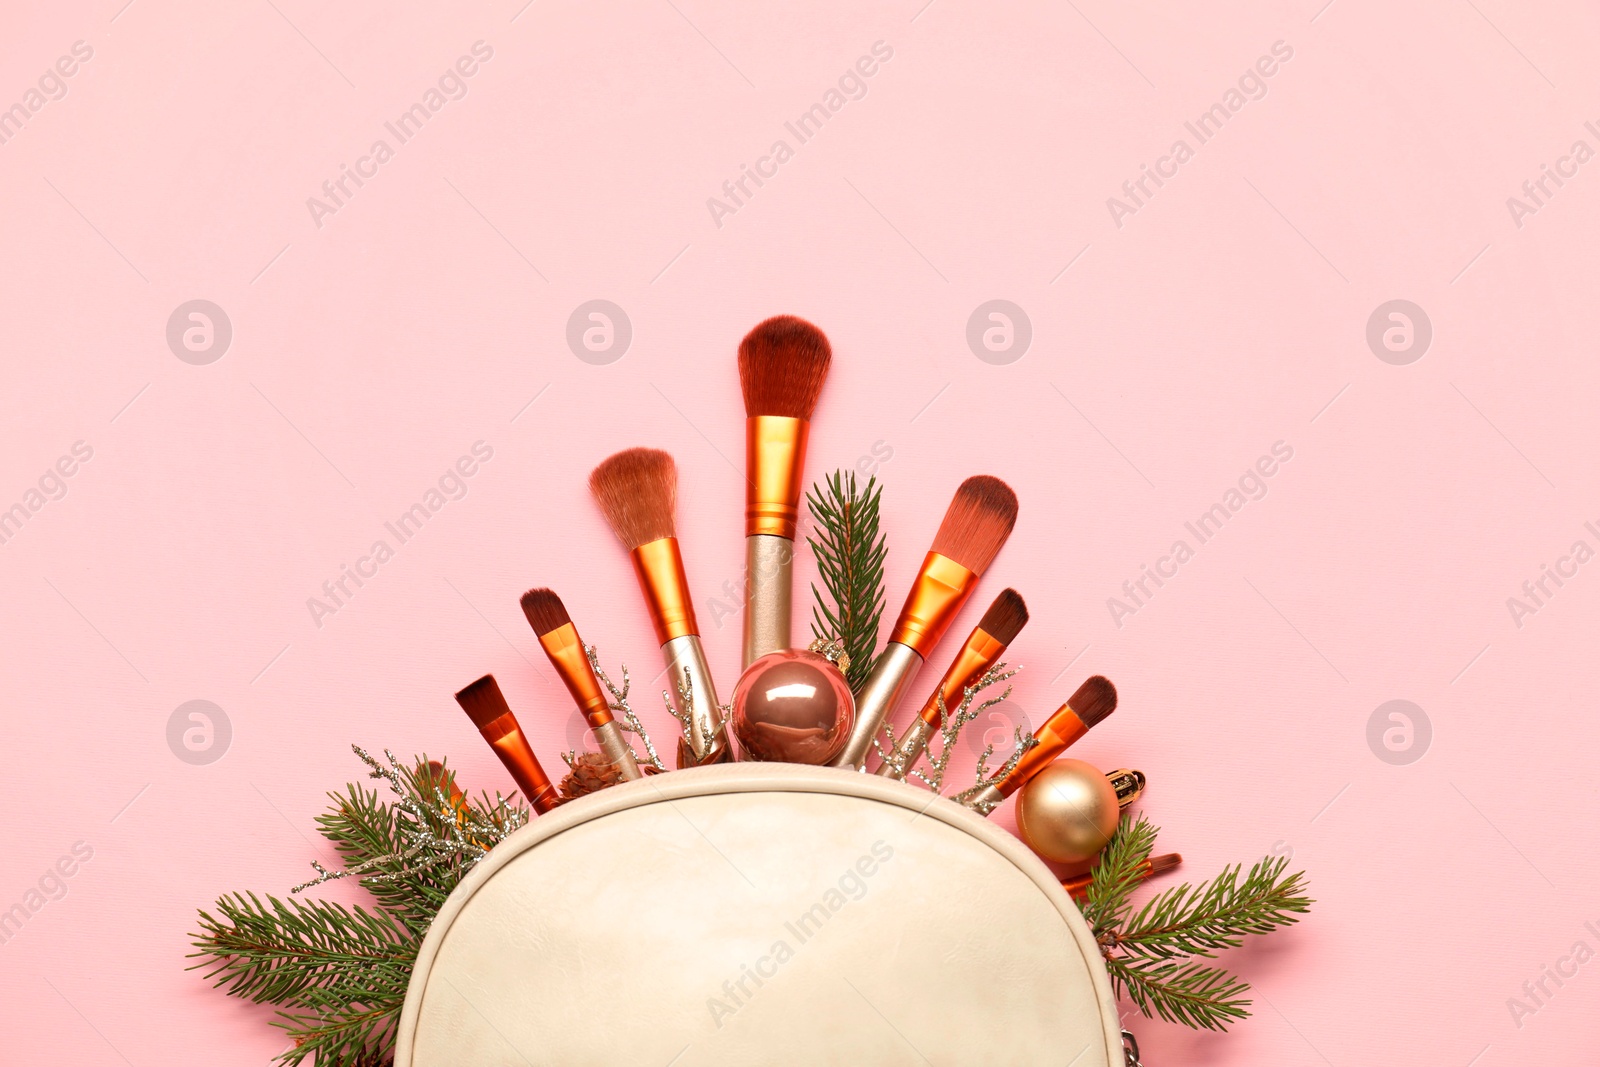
xmin=190 ymin=749 xmax=528 ymax=1067
xmin=1113 ymin=857 xmax=1312 ymax=961
xmin=1103 ymin=956 xmax=1254 ymax=1031
xmin=191 ymin=891 xmax=415 ymax=1008
xmin=807 ymin=471 xmax=886 ymax=690
xmin=1079 ymin=813 xmax=1159 ymax=934
xmin=1081 ymin=814 xmax=1313 ymax=1033
xmin=276 ymin=997 xmax=403 ymax=1067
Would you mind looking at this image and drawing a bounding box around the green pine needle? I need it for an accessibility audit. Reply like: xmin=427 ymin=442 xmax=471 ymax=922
xmin=1083 ymin=813 xmax=1313 ymax=1032
xmin=807 ymin=470 xmax=887 ymax=690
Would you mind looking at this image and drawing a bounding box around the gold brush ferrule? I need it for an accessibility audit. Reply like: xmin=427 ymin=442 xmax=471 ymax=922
xmin=887 ymin=552 xmax=980 ymax=659
xmin=630 ymin=537 xmax=699 ymax=644
xmin=537 ymin=622 xmax=613 ymax=727
xmin=915 ymin=627 xmax=1007 ymax=727
xmin=745 ymin=415 xmax=810 ymax=539
xmin=997 ymin=705 xmax=1088 ymax=798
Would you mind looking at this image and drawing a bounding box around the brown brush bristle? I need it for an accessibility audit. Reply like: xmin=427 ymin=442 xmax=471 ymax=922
xmin=1066 ymin=675 xmax=1117 ymax=728
xmin=588 ymin=448 xmax=677 ymax=549
xmin=520 ymin=588 xmax=571 ymax=637
xmin=929 ymin=475 xmax=1018 ymax=575
xmin=1149 ymin=853 xmax=1182 ymax=876
xmin=738 ymin=315 xmax=832 ymax=419
xmin=976 ymin=588 xmax=1029 ymax=644
xmin=455 ymin=674 xmax=513 ymax=728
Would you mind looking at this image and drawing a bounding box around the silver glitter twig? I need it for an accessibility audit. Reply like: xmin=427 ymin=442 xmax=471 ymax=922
xmin=587 ymin=645 xmax=667 ymax=773
xmin=908 ymin=664 xmax=1018 ymax=795
xmin=290 ymin=746 xmax=527 ymax=894
xmin=871 ymin=722 xmax=908 ymax=778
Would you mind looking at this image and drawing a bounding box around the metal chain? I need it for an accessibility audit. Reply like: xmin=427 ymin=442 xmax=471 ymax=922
xmin=1122 ymin=1029 xmax=1144 ymax=1067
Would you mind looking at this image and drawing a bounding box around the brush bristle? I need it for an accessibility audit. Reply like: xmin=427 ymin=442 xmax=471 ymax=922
xmin=738 ymin=315 xmax=832 ymax=419
xmin=1066 ymin=675 xmax=1117 ymax=728
xmin=976 ymin=588 xmax=1029 ymax=644
xmin=929 ymin=475 xmax=1018 ymax=575
xmin=1148 ymin=853 xmax=1182 ymax=876
xmin=588 ymin=448 xmax=677 ymax=549
xmin=455 ymin=674 xmax=513 ymax=728
xmin=520 ymin=588 xmax=571 ymax=637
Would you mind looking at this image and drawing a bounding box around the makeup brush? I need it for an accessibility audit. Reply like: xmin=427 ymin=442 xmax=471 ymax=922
xmin=454 ymin=674 xmax=561 ymax=814
xmin=1062 ymin=853 xmax=1181 ymax=901
xmin=965 ymin=675 xmax=1117 ymax=812
xmin=739 ymin=315 xmax=832 ymax=670
xmin=874 ymin=588 xmax=1028 ymax=779
xmin=833 ymin=475 xmax=1019 ymax=769
xmin=520 ymin=587 xmax=641 ymax=781
xmin=589 ymin=448 xmax=731 ymax=767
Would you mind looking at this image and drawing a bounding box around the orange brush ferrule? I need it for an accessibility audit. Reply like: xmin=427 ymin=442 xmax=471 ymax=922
xmin=916 ymin=627 xmax=1007 ymax=727
xmin=745 ymin=415 xmax=809 ymax=539
xmin=475 ymin=713 xmax=561 ymax=814
xmin=997 ymin=704 xmax=1089 ymax=798
xmin=537 ymin=622 xmax=613 ymax=728
xmin=888 ymin=551 xmax=980 ymax=658
xmin=631 ymin=536 xmax=699 ymax=644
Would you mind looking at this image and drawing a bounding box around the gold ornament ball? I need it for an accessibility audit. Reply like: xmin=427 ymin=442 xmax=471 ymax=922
xmin=1015 ymin=759 xmax=1121 ymax=865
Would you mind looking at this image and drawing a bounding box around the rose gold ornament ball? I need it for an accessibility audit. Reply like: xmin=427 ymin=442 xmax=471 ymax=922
xmin=1014 ymin=759 xmax=1121 ymax=865
xmin=731 ymin=648 xmax=856 ymax=765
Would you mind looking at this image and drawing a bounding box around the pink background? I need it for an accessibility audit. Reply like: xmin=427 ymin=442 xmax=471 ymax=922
xmin=2 ymin=1 xmax=1597 ymax=1063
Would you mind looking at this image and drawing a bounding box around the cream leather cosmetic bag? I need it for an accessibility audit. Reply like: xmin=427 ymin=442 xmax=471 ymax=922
xmin=396 ymin=763 xmax=1124 ymax=1066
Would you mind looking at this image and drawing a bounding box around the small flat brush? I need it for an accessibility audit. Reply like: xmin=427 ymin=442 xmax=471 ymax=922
xmin=454 ymin=674 xmax=561 ymax=814
xmin=520 ymin=587 xmax=641 ymax=781
xmin=833 ymin=475 xmax=1019 ymax=769
xmin=739 ymin=315 xmax=832 ymax=669
xmin=875 ymin=588 xmax=1028 ymax=779
xmin=965 ymin=675 xmax=1118 ymax=814
xmin=589 ymin=448 xmax=731 ymax=767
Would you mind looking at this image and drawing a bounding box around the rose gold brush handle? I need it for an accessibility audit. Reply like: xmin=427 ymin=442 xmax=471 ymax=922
xmin=590 ymin=721 xmax=641 ymax=779
xmin=831 ymin=642 xmax=924 ymax=770
xmin=742 ymin=534 xmax=793 ymax=670
xmin=662 ymin=634 xmax=730 ymax=766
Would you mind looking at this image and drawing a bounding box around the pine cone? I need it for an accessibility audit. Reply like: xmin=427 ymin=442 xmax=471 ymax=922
xmin=558 ymin=752 xmax=630 ymax=799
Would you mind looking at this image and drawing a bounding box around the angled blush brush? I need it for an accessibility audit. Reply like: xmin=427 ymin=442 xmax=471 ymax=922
xmin=520 ymin=587 xmax=641 ymax=781
xmin=589 ymin=448 xmax=731 ymax=767
xmin=833 ymin=475 xmax=1019 ymax=769
xmin=454 ymin=674 xmax=561 ymax=814
xmin=965 ymin=675 xmax=1118 ymax=814
xmin=874 ymin=588 xmax=1028 ymax=779
xmin=739 ymin=315 xmax=832 ymax=669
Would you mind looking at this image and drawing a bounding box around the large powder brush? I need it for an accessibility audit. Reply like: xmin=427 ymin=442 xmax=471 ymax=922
xmin=738 ymin=315 xmax=832 ymax=669
xmin=589 ymin=448 xmax=731 ymax=767
xmin=834 ymin=475 xmax=1019 ymax=769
